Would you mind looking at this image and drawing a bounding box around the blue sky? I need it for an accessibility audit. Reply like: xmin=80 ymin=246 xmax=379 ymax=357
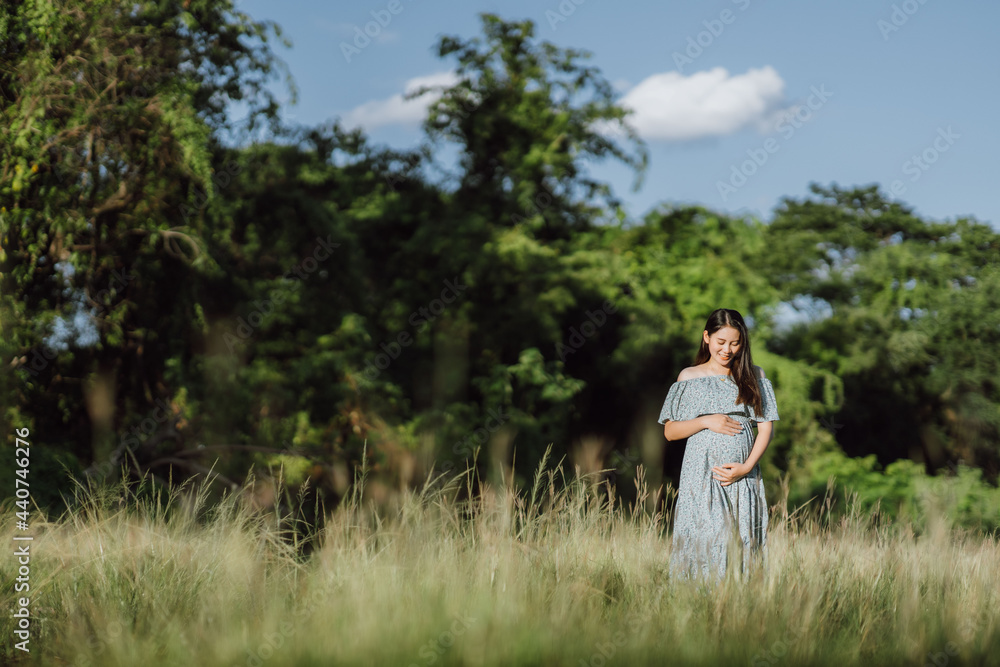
xmin=233 ymin=0 xmax=999 ymax=227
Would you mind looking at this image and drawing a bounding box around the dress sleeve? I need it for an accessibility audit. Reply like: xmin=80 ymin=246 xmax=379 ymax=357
xmin=753 ymin=377 xmax=780 ymax=422
xmin=657 ymin=381 xmax=699 ymax=424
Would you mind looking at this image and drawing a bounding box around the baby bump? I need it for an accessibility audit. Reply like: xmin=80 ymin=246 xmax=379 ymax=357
xmin=688 ymin=417 xmax=754 ymax=465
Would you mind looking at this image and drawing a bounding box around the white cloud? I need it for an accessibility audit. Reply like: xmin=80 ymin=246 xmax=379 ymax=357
xmin=611 ymin=78 xmax=632 ymax=92
xmin=616 ymin=66 xmax=792 ymax=141
xmin=341 ymin=66 xmax=795 ymax=141
xmin=340 ymin=71 xmax=460 ymax=131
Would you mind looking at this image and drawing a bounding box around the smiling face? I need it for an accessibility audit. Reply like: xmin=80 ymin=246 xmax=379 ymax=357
xmin=703 ymin=325 xmax=742 ymax=368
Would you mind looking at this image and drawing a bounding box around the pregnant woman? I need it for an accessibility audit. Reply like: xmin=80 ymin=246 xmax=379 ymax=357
xmin=658 ymin=308 xmax=780 ymax=584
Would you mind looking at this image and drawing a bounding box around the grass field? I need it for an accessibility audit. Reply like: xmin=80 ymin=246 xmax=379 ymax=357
xmin=3 ymin=450 xmax=999 ymax=666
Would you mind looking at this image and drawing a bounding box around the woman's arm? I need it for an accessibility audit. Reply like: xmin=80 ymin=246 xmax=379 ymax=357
xmin=664 ymin=414 xmax=744 ymax=441
xmin=738 ymin=365 xmax=775 ymax=470
xmin=742 ymin=421 xmax=774 ymax=470
xmin=663 ymin=416 xmax=707 ymax=441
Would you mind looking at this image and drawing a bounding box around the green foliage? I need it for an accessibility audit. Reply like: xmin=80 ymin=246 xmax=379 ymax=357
xmin=1 ymin=0 xmax=289 ymax=484
xmin=415 ymin=13 xmax=648 ymax=239
xmin=2 ymin=4 xmax=998 ymax=530
xmin=767 ymin=184 xmax=1000 ymax=477
xmin=798 ymin=449 xmax=1000 ymax=533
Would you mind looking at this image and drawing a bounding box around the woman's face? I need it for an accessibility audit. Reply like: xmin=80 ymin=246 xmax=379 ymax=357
xmin=704 ymin=325 xmax=741 ymax=367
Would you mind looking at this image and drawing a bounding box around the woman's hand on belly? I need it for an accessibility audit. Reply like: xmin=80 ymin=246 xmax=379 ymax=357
xmin=711 ymin=462 xmax=751 ymax=487
xmin=701 ymin=414 xmax=744 ymax=436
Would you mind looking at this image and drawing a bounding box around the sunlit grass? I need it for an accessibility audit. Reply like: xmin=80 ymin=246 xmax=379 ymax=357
xmin=2 ymin=448 xmax=998 ymax=666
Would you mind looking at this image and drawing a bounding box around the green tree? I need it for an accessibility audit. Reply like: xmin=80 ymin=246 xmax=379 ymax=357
xmin=0 ymin=0 xmax=289 ymax=487
xmin=765 ymin=184 xmax=1000 ymax=479
xmin=413 ymin=12 xmax=648 ymax=240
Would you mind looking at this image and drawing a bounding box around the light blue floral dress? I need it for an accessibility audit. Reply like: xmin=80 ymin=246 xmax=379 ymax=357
xmin=658 ymin=374 xmax=780 ymax=583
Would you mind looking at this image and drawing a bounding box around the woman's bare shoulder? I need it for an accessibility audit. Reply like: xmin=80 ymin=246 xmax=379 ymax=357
xmin=677 ymin=365 xmax=707 ymax=381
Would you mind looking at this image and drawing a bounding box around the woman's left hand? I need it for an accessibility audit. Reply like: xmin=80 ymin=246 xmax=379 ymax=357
xmin=712 ymin=463 xmax=750 ymax=487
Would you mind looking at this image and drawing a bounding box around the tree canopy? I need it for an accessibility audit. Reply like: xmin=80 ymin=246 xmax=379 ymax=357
xmin=2 ymin=5 xmax=999 ymax=530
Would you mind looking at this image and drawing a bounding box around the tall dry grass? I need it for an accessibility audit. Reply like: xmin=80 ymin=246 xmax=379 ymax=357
xmin=2 ymin=447 xmax=998 ymax=666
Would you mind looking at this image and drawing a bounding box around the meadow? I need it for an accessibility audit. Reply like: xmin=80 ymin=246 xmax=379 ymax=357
xmin=2 ymin=451 xmax=998 ymax=667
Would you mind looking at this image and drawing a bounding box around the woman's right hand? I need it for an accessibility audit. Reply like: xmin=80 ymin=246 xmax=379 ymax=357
xmin=701 ymin=414 xmax=744 ymax=436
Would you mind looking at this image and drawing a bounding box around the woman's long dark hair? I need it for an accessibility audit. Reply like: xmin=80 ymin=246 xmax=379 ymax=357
xmin=693 ymin=308 xmax=762 ymax=415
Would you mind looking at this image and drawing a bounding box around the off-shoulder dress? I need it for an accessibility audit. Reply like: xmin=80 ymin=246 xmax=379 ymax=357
xmin=658 ymin=374 xmax=780 ymax=583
